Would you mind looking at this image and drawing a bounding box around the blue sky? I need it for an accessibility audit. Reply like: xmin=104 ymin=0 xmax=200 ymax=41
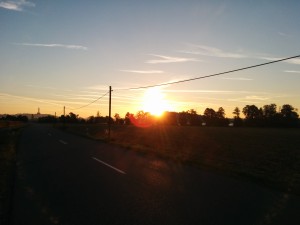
xmin=1 ymin=0 xmax=300 ymax=118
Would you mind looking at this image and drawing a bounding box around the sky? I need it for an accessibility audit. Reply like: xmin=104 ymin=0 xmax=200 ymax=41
xmin=1 ymin=0 xmax=300 ymax=118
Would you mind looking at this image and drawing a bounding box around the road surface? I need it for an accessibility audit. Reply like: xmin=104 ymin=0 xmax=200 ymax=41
xmin=11 ymin=124 xmax=300 ymax=225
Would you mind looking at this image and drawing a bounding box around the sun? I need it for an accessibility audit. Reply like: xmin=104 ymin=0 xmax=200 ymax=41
xmin=142 ymin=88 xmax=172 ymax=116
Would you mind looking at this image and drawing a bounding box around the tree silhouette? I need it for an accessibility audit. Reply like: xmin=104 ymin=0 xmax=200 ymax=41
xmin=243 ymin=105 xmax=260 ymax=120
xmin=125 ymin=112 xmax=133 ymax=125
xmin=263 ymin=104 xmax=277 ymax=118
xmin=217 ymin=107 xmax=225 ymax=119
xmin=242 ymin=105 xmax=262 ymax=126
xmin=233 ymin=107 xmax=240 ymax=118
xmin=281 ymin=104 xmax=298 ymax=118
xmin=114 ymin=113 xmax=123 ymax=125
xmin=280 ymin=104 xmax=299 ymax=127
xmin=203 ymin=107 xmax=228 ymax=126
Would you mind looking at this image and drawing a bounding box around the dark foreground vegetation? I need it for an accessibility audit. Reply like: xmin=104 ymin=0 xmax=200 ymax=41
xmin=0 ymin=121 xmax=24 ymax=225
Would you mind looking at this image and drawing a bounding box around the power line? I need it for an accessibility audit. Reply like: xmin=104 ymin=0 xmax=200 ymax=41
xmin=114 ymin=54 xmax=300 ymax=91
xmin=70 ymin=91 xmax=110 ymax=110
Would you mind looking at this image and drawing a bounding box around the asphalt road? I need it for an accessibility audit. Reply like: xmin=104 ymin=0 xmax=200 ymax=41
xmin=11 ymin=124 xmax=300 ymax=225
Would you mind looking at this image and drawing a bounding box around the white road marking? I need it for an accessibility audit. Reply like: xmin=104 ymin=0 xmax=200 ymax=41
xmin=92 ymin=157 xmax=126 ymax=175
xmin=59 ymin=140 xmax=67 ymax=145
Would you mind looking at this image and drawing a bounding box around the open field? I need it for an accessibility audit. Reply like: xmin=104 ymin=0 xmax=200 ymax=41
xmin=59 ymin=124 xmax=300 ymax=194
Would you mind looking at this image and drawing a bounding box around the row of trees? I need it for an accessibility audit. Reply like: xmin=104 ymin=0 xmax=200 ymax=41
xmin=3 ymin=103 xmax=298 ymax=128
xmin=120 ymin=104 xmax=299 ymax=127
xmin=238 ymin=104 xmax=299 ymax=127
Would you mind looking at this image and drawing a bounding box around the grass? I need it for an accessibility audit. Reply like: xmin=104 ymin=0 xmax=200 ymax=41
xmin=59 ymin=124 xmax=300 ymax=194
xmin=0 ymin=122 xmax=24 ymax=225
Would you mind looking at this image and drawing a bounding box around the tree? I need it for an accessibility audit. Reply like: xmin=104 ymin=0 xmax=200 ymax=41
xmin=187 ymin=109 xmax=202 ymax=126
xmin=216 ymin=107 xmax=225 ymax=119
xmin=161 ymin=112 xmax=178 ymax=125
xmin=125 ymin=112 xmax=132 ymax=125
xmin=242 ymin=105 xmax=262 ymax=126
xmin=242 ymin=105 xmax=260 ymax=120
xmin=178 ymin=111 xmax=189 ymax=126
xmin=114 ymin=113 xmax=124 ymax=125
xmin=232 ymin=107 xmax=240 ymax=118
xmin=203 ymin=108 xmax=216 ymax=119
xmin=114 ymin=113 xmax=120 ymax=121
xmin=263 ymin=104 xmax=277 ymax=118
xmin=87 ymin=116 xmax=95 ymax=123
xmin=187 ymin=109 xmax=197 ymax=115
xmin=280 ymin=104 xmax=298 ymax=118
xmin=279 ymin=104 xmax=299 ymax=127
xmin=67 ymin=112 xmax=79 ymax=123
xmin=203 ymin=108 xmax=217 ymax=126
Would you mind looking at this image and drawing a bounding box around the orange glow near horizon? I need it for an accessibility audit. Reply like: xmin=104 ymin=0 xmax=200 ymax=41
xmin=141 ymin=88 xmax=174 ymax=117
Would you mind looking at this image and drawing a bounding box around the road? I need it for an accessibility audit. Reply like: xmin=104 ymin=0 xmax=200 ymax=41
xmin=11 ymin=124 xmax=300 ymax=225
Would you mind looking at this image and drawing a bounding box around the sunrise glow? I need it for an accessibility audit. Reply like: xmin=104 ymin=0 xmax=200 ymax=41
xmin=142 ymin=88 xmax=173 ymax=117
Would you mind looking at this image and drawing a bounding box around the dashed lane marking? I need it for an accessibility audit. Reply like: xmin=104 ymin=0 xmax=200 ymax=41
xmin=92 ymin=157 xmax=126 ymax=175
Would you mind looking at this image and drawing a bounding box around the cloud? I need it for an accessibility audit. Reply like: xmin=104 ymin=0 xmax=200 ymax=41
xmin=14 ymin=43 xmax=88 ymax=50
xmin=227 ymin=95 xmax=272 ymax=104
xmin=181 ymin=44 xmax=247 ymax=59
xmin=120 ymin=70 xmax=164 ymax=74
xmin=260 ymin=56 xmax=300 ymax=65
xmin=221 ymin=77 xmax=253 ymax=81
xmin=146 ymin=54 xmax=200 ymax=64
xmin=0 ymin=0 xmax=35 ymax=11
xmin=284 ymin=70 xmax=300 ymax=73
xmin=162 ymin=89 xmax=266 ymax=95
xmin=85 ymin=85 xmax=110 ymax=91
xmin=278 ymin=32 xmax=292 ymax=37
xmin=25 ymin=84 xmax=57 ymax=90
xmin=245 ymin=95 xmax=270 ymax=101
xmin=0 ymin=92 xmax=66 ymax=107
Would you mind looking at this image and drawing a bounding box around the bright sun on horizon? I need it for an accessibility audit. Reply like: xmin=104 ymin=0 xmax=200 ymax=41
xmin=141 ymin=88 xmax=173 ymax=117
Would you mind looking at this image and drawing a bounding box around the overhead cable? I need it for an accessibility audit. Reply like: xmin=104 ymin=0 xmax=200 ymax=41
xmin=70 ymin=91 xmax=109 ymax=110
xmin=114 ymin=54 xmax=300 ymax=91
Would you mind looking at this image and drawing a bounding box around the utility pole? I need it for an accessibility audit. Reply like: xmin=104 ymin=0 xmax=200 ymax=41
xmin=108 ymin=86 xmax=112 ymax=140
xmin=63 ymin=106 xmax=66 ymax=128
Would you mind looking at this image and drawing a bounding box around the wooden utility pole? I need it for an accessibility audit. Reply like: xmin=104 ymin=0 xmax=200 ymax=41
xmin=108 ymin=86 xmax=112 ymax=140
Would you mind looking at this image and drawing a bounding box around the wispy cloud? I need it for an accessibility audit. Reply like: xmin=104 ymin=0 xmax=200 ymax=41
xmin=0 ymin=92 xmax=66 ymax=107
xmin=120 ymin=70 xmax=164 ymax=74
xmin=284 ymin=70 xmax=300 ymax=74
xmin=227 ymin=95 xmax=273 ymax=104
xmin=146 ymin=54 xmax=200 ymax=64
xmin=260 ymin=56 xmax=300 ymax=65
xmin=245 ymin=95 xmax=270 ymax=101
xmin=221 ymin=77 xmax=253 ymax=81
xmin=278 ymin=32 xmax=292 ymax=37
xmin=14 ymin=43 xmax=88 ymax=50
xmin=0 ymin=0 xmax=35 ymax=11
xmin=162 ymin=89 xmax=267 ymax=95
xmin=180 ymin=44 xmax=247 ymax=59
xmin=25 ymin=84 xmax=57 ymax=90
xmin=85 ymin=85 xmax=110 ymax=91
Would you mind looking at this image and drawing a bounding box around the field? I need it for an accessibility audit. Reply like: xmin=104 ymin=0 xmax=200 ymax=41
xmin=60 ymin=124 xmax=300 ymax=195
